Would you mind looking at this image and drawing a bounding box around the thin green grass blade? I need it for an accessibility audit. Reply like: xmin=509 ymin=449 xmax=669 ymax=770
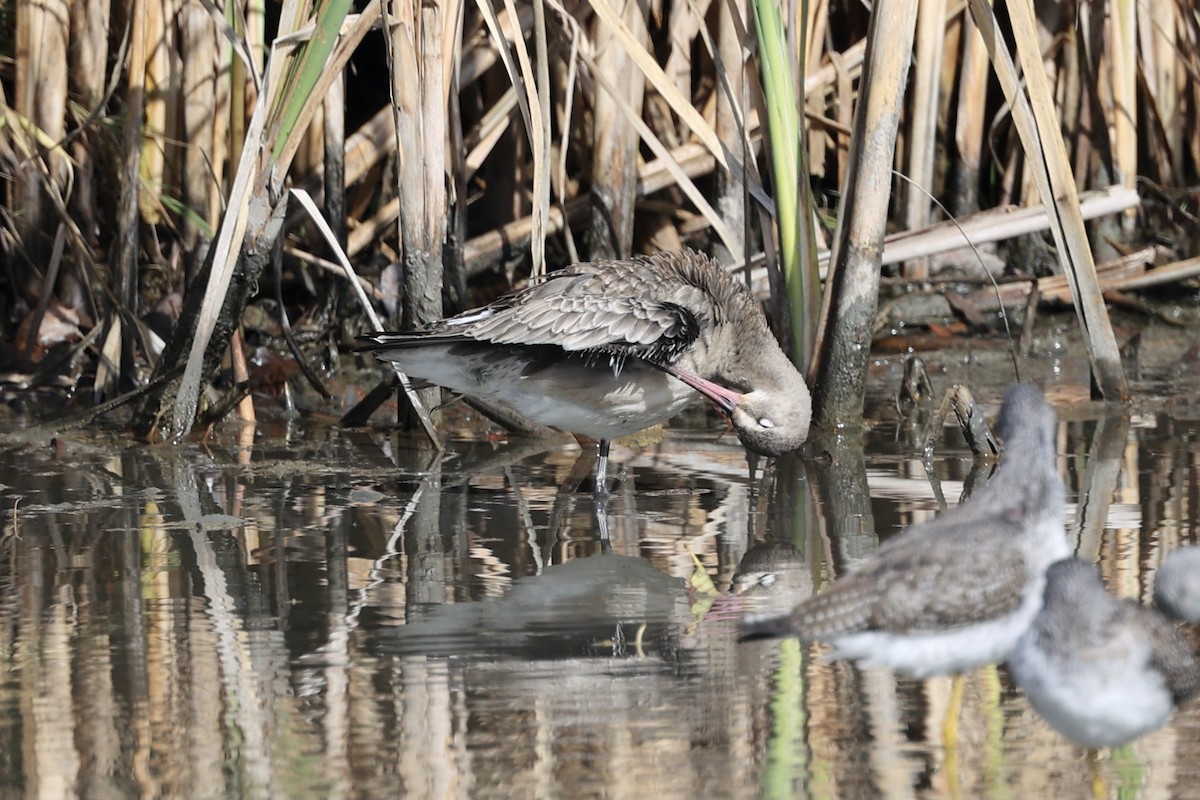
xmin=753 ymin=0 xmax=819 ymax=369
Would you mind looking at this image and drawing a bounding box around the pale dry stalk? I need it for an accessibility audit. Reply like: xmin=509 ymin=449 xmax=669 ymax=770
xmin=1188 ymin=1 xmax=1200 ymax=172
xmin=664 ymin=0 xmax=709 ymax=129
xmin=804 ymin=0 xmax=830 ymax=179
xmin=587 ymin=0 xmax=650 ymax=259
xmin=1109 ymin=0 xmax=1137 ymax=233
xmin=812 ymin=0 xmax=919 ymax=420
xmin=976 ymin=0 xmax=1128 ymax=399
xmin=140 ymin=0 xmax=174 ymax=225
xmin=14 ymin=0 xmax=69 ymax=271
xmin=715 ymin=0 xmax=748 ymax=262
xmin=1139 ymin=0 xmax=1182 ymax=178
xmin=67 ymin=0 xmax=111 ymax=258
xmin=181 ymin=2 xmax=220 ymax=263
xmin=903 ymin=0 xmax=949 ymax=278
xmin=390 ymin=0 xmax=449 ymax=336
xmin=710 ymin=0 xmax=748 ymax=261
xmin=951 ymin=12 xmax=988 ymax=215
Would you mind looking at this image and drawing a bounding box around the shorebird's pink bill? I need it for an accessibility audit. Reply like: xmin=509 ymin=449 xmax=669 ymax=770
xmin=663 ymin=365 xmax=742 ymax=415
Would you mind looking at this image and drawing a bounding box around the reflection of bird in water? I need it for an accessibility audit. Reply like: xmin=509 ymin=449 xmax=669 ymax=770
xmin=1008 ymin=557 xmax=1200 ymax=748
xmin=358 ymin=250 xmax=811 ymax=532
xmin=741 ymin=383 xmax=1069 ymax=679
xmin=730 ymin=543 xmax=814 ymax=620
xmin=1154 ymin=545 xmax=1200 ymax=625
xmin=371 ymin=554 xmax=688 ymax=659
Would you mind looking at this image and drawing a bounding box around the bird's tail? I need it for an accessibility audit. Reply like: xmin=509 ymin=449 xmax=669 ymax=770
xmin=738 ymin=613 xmax=797 ymax=642
xmin=355 ymin=332 xmax=429 ymax=352
xmin=356 ymin=330 xmax=478 ymax=355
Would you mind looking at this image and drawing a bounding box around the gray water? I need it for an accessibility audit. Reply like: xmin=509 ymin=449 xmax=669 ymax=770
xmin=2 ymin=365 xmax=1200 ymax=799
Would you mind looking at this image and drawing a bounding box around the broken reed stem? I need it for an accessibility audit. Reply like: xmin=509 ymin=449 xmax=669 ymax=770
xmin=811 ymin=0 xmax=919 ymax=421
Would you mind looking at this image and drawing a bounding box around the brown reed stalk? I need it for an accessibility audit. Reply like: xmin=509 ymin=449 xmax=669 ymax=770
xmin=112 ymin=0 xmax=151 ymax=392
xmin=811 ymin=0 xmax=919 ymax=421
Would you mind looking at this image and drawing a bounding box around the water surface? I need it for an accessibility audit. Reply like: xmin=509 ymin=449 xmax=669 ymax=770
xmin=2 ymin=364 xmax=1200 ymax=799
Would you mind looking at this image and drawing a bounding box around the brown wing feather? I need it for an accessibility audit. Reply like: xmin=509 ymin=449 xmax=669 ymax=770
xmin=1141 ymin=608 xmax=1200 ymax=704
xmin=359 ymin=257 xmax=715 ymax=366
xmin=470 ymin=293 xmax=697 ymax=360
xmin=791 ymin=519 xmax=1028 ymax=639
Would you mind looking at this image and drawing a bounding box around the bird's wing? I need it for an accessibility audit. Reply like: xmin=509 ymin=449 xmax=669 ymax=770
xmin=463 ymin=290 xmax=701 ymax=364
xmin=792 ymin=520 xmax=1029 ymax=638
xmin=360 ymin=264 xmax=711 ymax=365
xmin=1139 ymin=606 xmax=1200 ymax=704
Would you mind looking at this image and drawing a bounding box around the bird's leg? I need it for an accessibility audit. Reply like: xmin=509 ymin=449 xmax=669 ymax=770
xmin=595 ymin=440 xmax=613 ymax=543
xmin=1088 ymin=749 xmax=1106 ymax=800
xmin=596 ymin=439 xmax=611 ymax=495
xmin=940 ymin=673 xmax=965 ymax=751
xmin=936 ymin=674 xmax=964 ymax=800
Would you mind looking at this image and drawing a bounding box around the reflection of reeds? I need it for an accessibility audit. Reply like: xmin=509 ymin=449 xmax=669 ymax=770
xmin=5 ymin=400 xmax=1200 ymax=794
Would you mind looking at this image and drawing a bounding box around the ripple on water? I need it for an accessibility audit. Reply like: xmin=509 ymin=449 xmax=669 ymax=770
xmin=0 ymin=392 xmax=1198 ymax=798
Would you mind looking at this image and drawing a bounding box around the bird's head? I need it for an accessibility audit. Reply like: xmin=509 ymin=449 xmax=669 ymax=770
xmin=667 ymin=366 xmax=811 ymax=457
xmin=728 ymin=387 xmax=812 ymax=457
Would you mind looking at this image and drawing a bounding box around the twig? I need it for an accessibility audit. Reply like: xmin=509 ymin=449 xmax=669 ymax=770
xmin=289 ymin=187 xmax=442 ymax=450
xmin=273 ymin=242 xmax=333 ymax=400
xmin=282 ymin=247 xmax=383 ymax=299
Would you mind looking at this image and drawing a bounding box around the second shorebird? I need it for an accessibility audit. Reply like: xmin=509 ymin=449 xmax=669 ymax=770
xmin=1154 ymin=545 xmax=1200 ymax=625
xmin=360 ymin=250 xmax=811 ymax=495
xmin=742 ymin=383 xmax=1070 ymax=678
xmin=1008 ymin=557 xmax=1200 ymax=748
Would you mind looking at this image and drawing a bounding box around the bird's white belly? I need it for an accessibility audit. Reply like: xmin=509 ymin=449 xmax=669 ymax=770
xmin=1009 ymin=632 xmax=1174 ymax=748
xmin=513 ymin=372 xmax=695 ymax=439
xmin=825 ymin=575 xmax=1048 ymax=679
xmin=375 ymin=344 xmax=697 ymax=439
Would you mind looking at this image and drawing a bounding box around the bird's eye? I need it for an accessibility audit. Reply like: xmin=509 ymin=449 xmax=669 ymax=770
xmin=759 ymin=573 xmax=776 ymax=587
xmin=758 ymin=418 xmax=775 ymax=429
